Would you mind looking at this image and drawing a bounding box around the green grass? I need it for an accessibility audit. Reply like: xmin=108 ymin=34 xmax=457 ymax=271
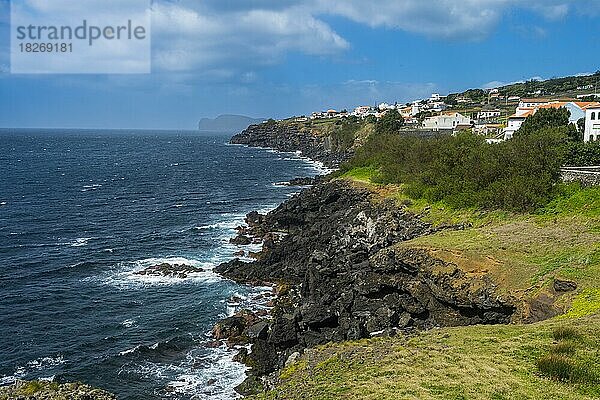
xmin=553 ymin=327 xmax=582 ymax=341
xmin=339 ymin=166 xmax=379 ymax=183
xmin=536 ymin=327 xmax=599 ymax=388
xmin=537 ymin=184 xmax=600 ymax=219
xmin=562 ymin=289 xmax=600 ymax=319
xmin=386 ymin=184 xmax=600 ymax=298
xmin=253 ymin=314 xmax=600 ymax=400
xmin=272 ymin=179 xmax=600 ymax=400
xmin=21 ymin=381 xmax=44 ymax=395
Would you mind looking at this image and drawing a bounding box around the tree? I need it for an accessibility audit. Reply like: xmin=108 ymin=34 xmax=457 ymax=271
xmin=516 ymin=108 xmax=570 ymax=137
xmin=376 ymin=109 xmax=404 ymax=134
xmin=577 ymin=117 xmax=586 ymax=133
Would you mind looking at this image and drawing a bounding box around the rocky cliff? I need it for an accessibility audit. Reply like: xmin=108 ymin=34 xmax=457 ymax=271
xmin=215 ymin=180 xmax=516 ymax=394
xmin=230 ymin=122 xmax=350 ymax=168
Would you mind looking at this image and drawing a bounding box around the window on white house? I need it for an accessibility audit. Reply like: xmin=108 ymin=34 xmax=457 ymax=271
xmin=592 ymin=112 xmax=596 ymax=120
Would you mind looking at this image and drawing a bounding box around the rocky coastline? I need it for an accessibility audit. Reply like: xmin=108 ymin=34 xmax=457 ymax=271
xmin=230 ymin=122 xmax=351 ymax=168
xmin=213 ymin=178 xmax=517 ymax=396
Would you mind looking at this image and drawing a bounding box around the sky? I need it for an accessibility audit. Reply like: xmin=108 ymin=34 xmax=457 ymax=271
xmin=0 ymin=0 xmax=599 ymax=130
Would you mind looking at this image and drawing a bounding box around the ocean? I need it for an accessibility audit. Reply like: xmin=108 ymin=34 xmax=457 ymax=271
xmin=0 ymin=129 xmax=326 ymax=399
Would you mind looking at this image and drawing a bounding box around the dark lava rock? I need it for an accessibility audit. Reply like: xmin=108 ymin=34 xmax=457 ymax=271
xmin=212 ymin=310 xmax=258 ymax=342
xmin=230 ymin=235 xmax=252 ymax=245
xmin=285 ymin=176 xmax=326 ymax=186
xmin=233 ymin=348 xmax=249 ymax=364
xmin=134 ymin=263 xmax=202 ymax=279
xmin=230 ymin=123 xmax=351 ymax=168
xmin=215 ymin=180 xmax=516 ymax=385
xmin=244 ymin=320 xmax=270 ymax=340
xmin=554 ymin=279 xmax=578 ymax=292
xmin=235 ymin=375 xmax=264 ymax=397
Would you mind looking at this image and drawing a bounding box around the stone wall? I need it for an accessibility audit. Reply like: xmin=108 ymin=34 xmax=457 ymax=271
xmin=561 ymin=167 xmax=600 ymax=186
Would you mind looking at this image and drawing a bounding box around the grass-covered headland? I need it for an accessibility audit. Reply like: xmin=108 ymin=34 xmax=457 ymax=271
xmin=252 ymin=109 xmax=600 ymax=399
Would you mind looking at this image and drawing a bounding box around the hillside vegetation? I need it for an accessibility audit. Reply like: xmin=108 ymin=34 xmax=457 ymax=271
xmin=253 ymin=105 xmax=600 ymax=399
xmin=252 ymin=177 xmax=600 ymax=400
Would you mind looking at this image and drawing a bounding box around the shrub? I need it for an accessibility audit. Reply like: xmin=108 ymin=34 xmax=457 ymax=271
xmin=375 ymin=109 xmax=404 ymax=134
xmin=515 ymin=108 xmax=571 ymax=137
xmin=551 ymin=341 xmax=577 ymax=356
xmin=553 ymin=327 xmax=582 ymax=342
xmin=537 ymin=354 xmax=586 ymax=382
xmin=341 ymin=127 xmax=566 ymax=212
xmin=564 ymin=141 xmax=600 ymax=166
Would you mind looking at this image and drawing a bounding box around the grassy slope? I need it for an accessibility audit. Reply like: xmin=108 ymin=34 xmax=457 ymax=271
xmin=252 ymin=174 xmax=600 ymax=400
xmin=257 ymin=314 xmax=600 ymax=400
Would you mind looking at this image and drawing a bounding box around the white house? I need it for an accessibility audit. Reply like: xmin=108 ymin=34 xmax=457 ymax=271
xmin=399 ymin=106 xmax=413 ymax=119
xmin=423 ymin=112 xmax=471 ymax=131
xmin=477 ymin=109 xmax=501 ymax=120
xmin=411 ymin=101 xmax=422 ymax=116
xmin=584 ymin=103 xmax=600 ymax=142
xmin=518 ymin=98 xmax=551 ymax=111
xmin=429 ymin=93 xmax=441 ymax=102
xmin=428 ymin=101 xmax=448 ymax=112
xmin=503 ymin=109 xmax=534 ymax=140
xmin=353 ymin=106 xmax=372 ymax=117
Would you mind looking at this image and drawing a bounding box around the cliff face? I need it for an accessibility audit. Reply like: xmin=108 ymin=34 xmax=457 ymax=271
xmin=215 ymin=181 xmax=515 ymax=393
xmin=230 ymin=123 xmax=350 ymax=168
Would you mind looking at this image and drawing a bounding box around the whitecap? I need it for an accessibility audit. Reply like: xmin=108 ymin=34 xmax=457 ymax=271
xmin=122 ymin=318 xmax=136 ymax=328
xmin=86 ymin=257 xmax=223 ymax=289
xmin=70 ymin=237 xmax=91 ymax=247
xmin=1 ymin=355 xmax=66 ymax=385
xmin=81 ymin=184 xmax=102 ymax=192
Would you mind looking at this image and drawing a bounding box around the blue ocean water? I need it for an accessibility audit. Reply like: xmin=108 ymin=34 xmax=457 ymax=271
xmin=0 ymin=129 xmax=324 ymax=399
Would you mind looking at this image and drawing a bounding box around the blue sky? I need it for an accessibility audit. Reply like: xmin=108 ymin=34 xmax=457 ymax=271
xmin=0 ymin=0 xmax=599 ymax=129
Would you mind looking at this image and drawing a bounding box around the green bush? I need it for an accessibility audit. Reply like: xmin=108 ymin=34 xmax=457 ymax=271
xmin=564 ymin=141 xmax=600 ymax=166
xmin=375 ymin=109 xmax=405 ymax=134
xmin=536 ymin=354 xmax=590 ymax=383
xmin=342 ymin=127 xmax=565 ymax=211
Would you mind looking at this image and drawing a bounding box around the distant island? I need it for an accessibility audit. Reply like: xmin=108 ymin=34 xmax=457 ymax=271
xmin=198 ymin=115 xmax=265 ymax=133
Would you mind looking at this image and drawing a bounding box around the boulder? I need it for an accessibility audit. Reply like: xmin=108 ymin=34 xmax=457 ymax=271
xmin=230 ymin=235 xmax=252 ymax=245
xmin=554 ymin=279 xmax=578 ymax=292
xmin=134 ymin=263 xmax=202 ymax=279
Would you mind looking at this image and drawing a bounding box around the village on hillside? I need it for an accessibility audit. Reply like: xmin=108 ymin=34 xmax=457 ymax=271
xmin=288 ymin=75 xmax=600 ymax=144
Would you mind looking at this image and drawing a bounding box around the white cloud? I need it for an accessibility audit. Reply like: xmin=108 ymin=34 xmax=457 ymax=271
xmin=5 ymin=0 xmax=595 ymax=76
xmin=315 ymin=0 xmax=509 ymax=40
xmin=151 ymin=2 xmax=348 ymax=74
xmin=148 ymin=0 xmax=596 ymax=76
xmin=10 ymin=0 xmax=151 ymax=73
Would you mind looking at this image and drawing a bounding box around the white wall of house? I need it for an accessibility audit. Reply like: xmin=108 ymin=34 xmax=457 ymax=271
xmin=423 ymin=113 xmax=470 ymax=131
xmin=564 ymin=103 xmax=586 ymax=124
xmin=503 ymin=117 xmax=526 ymax=140
xmin=584 ymin=107 xmax=600 ymax=142
xmin=519 ymin=99 xmax=549 ymax=109
xmin=477 ymin=110 xmax=501 ymax=120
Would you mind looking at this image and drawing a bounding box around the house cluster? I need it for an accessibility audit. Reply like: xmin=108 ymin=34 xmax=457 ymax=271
xmin=310 ymin=93 xmax=453 ymax=123
xmin=503 ymin=98 xmax=600 ymax=142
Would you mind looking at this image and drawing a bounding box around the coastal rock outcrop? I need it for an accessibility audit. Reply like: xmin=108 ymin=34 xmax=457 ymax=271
xmin=0 ymin=380 xmax=116 ymax=400
xmin=215 ymin=180 xmax=516 ymax=391
xmin=230 ymin=123 xmax=350 ymax=168
xmin=134 ymin=263 xmax=203 ymax=279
